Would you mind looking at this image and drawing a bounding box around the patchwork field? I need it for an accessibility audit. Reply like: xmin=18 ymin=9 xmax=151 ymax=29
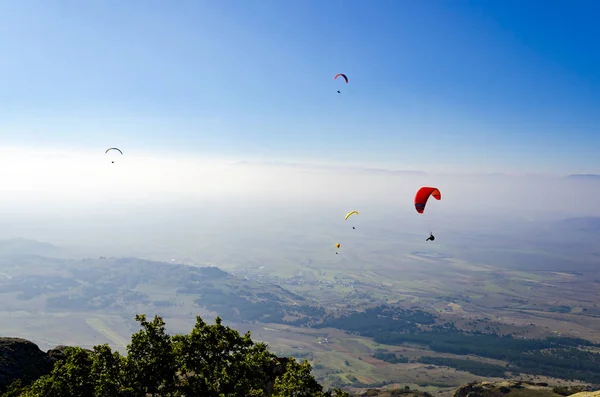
xmin=0 ymin=230 xmax=599 ymax=389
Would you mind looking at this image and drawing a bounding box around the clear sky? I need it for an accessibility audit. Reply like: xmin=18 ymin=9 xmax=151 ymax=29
xmin=1 ymin=0 xmax=599 ymax=174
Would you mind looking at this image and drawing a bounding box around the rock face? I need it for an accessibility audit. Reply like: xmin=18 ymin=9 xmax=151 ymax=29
xmin=47 ymin=345 xmax=92 ymax=362
xmin=0 ymin=337 xmax=56 ymax=394
xmin=570 ymin=393 xmax=600 ymax=397
xmin=357 ymin=388 xmax=433 ymax=397
xmin=452 ymin=381 xmax=585 ymax=397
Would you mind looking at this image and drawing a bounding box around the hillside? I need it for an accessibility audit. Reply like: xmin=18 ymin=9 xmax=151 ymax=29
xmin=3 ymin=249 xmax=600 ymax=390
xmin=0 ymin=239 xmax=59 ymax=258
xmin=1 ymin=317 xmax=598 ymax=397
xmin=354 ymin=381 xmax=594 ymax=397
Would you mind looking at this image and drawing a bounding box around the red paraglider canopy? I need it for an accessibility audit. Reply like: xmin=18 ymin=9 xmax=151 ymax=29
xmin=414 ymin=187 xmax=441 ymax=214
xmin=334 ymin=73 xmax=348 ymax=83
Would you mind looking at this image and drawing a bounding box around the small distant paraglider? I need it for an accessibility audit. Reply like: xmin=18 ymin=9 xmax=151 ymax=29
xmin=345 ymin=210 xmax=359 ymax=229
xmin=335 ymin=73 xmax=348 ymax=93
xmin=335 ymin=243 xmax=341 ymax=254
xmin=105 ymin=147 xmax=123 ymax=164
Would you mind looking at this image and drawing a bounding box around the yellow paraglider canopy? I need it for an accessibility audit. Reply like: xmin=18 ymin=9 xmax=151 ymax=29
xmin=344 ymin=210 xmax=359 ymax=220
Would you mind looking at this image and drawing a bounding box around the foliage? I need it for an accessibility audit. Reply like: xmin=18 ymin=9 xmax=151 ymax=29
xmin=314 ymin=305 xmax=436 ymax=334
xmin=552 ymin=385 xmax=587 ymax=396
xmin=6 ymin=314 xmax=349 ymax=397
xmin=416 ymin=356 xmax=507 ymax=378
xmin=2 ymin=381 xmax=30 ymax=397
xmin=316 ymin=306 xmax=600 ymax=383
xmin=371 ymin=352 xmax=409 ymax=364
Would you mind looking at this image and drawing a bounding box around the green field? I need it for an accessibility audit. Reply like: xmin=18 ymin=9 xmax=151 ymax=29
xmin=0 ymin=236 xmax=599 ymax=390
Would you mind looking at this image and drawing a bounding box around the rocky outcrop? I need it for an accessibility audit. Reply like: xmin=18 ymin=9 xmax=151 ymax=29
xmin=452 ymin=381 xmax=591 ymax=397
xmin=0 ymin=337 xmax=55 ymax=394
xmin=357 ymin=388 xmax=433 ymax=397
xmin=46 ymin=345 xmax=92 ymax=363
xmin=570 ymin=392 xmax=600 ymax=397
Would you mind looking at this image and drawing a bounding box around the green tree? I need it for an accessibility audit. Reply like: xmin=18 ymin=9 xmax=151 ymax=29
xmin=2 ymin=380 xmax=31 ymax=397
xmin=124 ymin=314 xmax=177 ymax=396
xmin=272 ymin=358 xmax=349 ymax=397
xmin=90 ymin=345 xmax=128 ymax=397
xmin=17 ymin=313 xmax=350 ymax=397
xmin=172 ymin=315 xmax=278 ymax=396
xmin=24 ymin=347 xmax=94 ymax=397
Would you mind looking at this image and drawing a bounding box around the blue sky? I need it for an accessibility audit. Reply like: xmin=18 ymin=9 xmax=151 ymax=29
xmin=1 ymin=0 xmax=599 ymax=174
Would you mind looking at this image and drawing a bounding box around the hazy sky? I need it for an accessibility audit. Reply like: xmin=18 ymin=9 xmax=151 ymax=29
xmin=0 ymin=145 xmax=598 ymax=254
xmin=1 ymin=1 xmax=599 ymax=174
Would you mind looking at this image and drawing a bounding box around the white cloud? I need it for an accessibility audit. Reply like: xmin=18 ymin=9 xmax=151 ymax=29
xmin=0 ymin=144 xmax=598 ymax=255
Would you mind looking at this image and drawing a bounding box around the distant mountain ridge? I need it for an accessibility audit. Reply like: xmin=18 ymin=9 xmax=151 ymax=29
xmin=0 ymin=238 xmax=58 ymax=257
xmin=567 ymin=174 xmax=600 ymax=180
xmin=555 ymin=217 xmax=600 ymax=232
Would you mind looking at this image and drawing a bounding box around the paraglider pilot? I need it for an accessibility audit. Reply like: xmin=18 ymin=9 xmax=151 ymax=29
xmin=426 ymin=233 xmax=435 ymax=242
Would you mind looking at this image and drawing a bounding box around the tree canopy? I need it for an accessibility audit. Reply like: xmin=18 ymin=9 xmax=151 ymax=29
xmin=7 ymin=314 xmax=348 ymax=397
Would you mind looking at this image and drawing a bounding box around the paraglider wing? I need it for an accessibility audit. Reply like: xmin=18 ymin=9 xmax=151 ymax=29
xmin=414 ymin=187 xmax=441 ymax=214
xmin=344 ymin=210 xmax=359 ymax=220
xmin=334 ymin=73 xmax=348 ymax=84
xmin=335 ymin=243 xmax=341 ymax=249
xmin=105 ymin=147 xmax=123 ymax=155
